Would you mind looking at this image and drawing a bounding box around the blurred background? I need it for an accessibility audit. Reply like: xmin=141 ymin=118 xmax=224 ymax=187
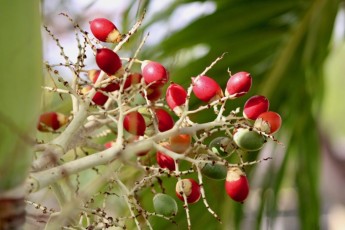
xmin=40 ymin=0 xmax=345 ymax=229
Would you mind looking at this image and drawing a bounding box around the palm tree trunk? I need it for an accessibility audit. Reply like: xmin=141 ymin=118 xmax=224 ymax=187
xmin=0 ymin=1 xmax=42 ymax=229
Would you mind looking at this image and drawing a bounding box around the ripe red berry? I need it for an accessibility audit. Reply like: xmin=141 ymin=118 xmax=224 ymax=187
xmin=254 ymin=111 xmax=282 ymax=134
xmin=192 ymin=75 xmax=223 ymax=102
xmin=89 ymin=18 xmax=122 ymax=43
xmin=37 ymin=112 xmax=68 ymax=132
xmin=88 ymin=69 xmax=101 ymax=83
xmin=82 ymin=85 xmax=110 ymax=106
xmin=169 ymin=134 xmax=191 ymax=153
xmin=141 ymin=61 xmax=169 ymax=86
xmin=95 ymin=48 xmax=122 ymax=76
xmin=145 ymin=84 xmax=162 ymax=101
xmin=92 ymin=92 xmax=109 ymax=106
xmin=243 ymin=95 xmax=269 ymax=120
xmin=155 ymin=108 xmax=174 ymax=132
xmin=104 ymin=141 xmax=115 ymax=149
xmin=226 ymin=71 xmax=252 ymax=98
xmin=124 ymin=73 xmax=142 ymax=89
xmin=123 ymin=111 xmax=146 ymax=136
xmin=156 ymin=145 xmax=175 ymax=171
xmin=166 ymin=83 xmax=187 ymax=115
xmin=87 ymin=69 xmax=120 ymax=92
xmin=175 ymin=179 xmax=201 ymax=204
xmin=225 ymin=167 xmax=249 ymax=203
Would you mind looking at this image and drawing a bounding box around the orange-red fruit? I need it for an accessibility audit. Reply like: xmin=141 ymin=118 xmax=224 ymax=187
xmin=192 ymin=76 xmax=223 ymax=102
xmin=166 ymin=83 xmax=187 ymax=115
xmin=37 ymin=112 xmax=68 ymax=132
xmin=254 ymin=111 xmax=282 ymax=134
xmin=156 ymin=145 xmax=175 ymax=171
xmin=243 ymin=95 xmax=269 ymax=120
xmin=226 ymin=71 xmax=252 ymax=98
xmin=123 ymin=111 xmax=146 ymax=136
xmin=225 ymin=167 xmax=249 ymax=203
xmin=96 ymin=48 xmax=122 ymax=76
xmin=155 ymin=108 xmax=174 ymax=132
xmin=175 ymin=179 xmax=201 ymax=204
xmin=169 ymin=134 xmax=191 ymax=153
xmin=141 ymin=61 xmax=169 ymax=86
xmin=89 ymin=18 xmax=122 ymax=43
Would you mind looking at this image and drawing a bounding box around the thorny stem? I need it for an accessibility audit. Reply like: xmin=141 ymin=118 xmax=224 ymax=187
xmin=114 ymin=176 xmax=142 ymax=230
xmin=196 ymin=166 xmax=221 ymax=222
xmin=175 ymin=162 xmax=192 ymax=230
xmin=27 ymin=120 xmax=226 ymax=193
xmin=176 ymin=53 xmax=227 ymax=128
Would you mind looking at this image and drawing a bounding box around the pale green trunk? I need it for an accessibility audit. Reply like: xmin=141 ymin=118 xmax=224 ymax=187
xmin=0 ymin=0 xmax=42 ymax=229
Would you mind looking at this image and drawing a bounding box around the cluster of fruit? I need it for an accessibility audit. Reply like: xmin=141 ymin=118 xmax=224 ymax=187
xmin=36 ymin=16 xmax=282 ymax=227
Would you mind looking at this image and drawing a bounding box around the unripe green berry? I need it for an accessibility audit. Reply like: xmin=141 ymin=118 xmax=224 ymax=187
xmin=153 ymin=193 xmax=178 ymax=217
xmin=198 ymin=154 xmax=227 ymax=180
xmin=209 ymin=137 xmax=235 ymax=158
xmin=233 ymin=128 xmax=265 ymax=151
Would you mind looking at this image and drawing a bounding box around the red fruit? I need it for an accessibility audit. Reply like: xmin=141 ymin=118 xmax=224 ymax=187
xmin=88 ymin=69 xmax=101 ymax=83
xmin=169 ymin=134 xmax=191 ymax=153
xmin=225 ymin=167 xmax=249 ymax=203
xmin=226 ymin=71 xmax=252 ymax=98
xmin=141 ymin=61 xmax=169 ymax=86
xmin=37 ymin=112 xmax=68 ymax=132
xmin=166 ymin=83 xmax=187 ymax=115
xmin=88 ymin=69 xmax=120 ymax=92
xmin=92 ymin=92 xmax=109 ymax=106
xmin=243 ymin=95 xmax=269 ymax=120
xmin=89 ymin=18 xmax=122 ymax=43
xmin=82 ymin=85 xmax=110 ymax=106
xmin=101 ymin=82 xmax=120 ymax=92
xmin=254 ymin=111 xmax=282 ymax=134
xmin=145 ymin=84 xmax=163 ymax=101
xmin=155 ymin=108 xmax=174 ymax=132
xmin=104 ymin=141 xmax=115 ymax=149
xmin=123 ymin=111 xmax=146 ymax=136
xmin=156 ymin=145 xmax=175 ymax=171
xmin=192 ymin=75 xmax=223 ymax=102
xmin=96 ymin=48 xmax=122 ymax=76
xmin=124 ymin=73 xmax=142 ymax=89
xmin=175 ymin=179 xmax=201 ymax=204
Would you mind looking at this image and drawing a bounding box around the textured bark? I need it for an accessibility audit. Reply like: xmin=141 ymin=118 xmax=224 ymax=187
xmin=0 ymin=198 xmax=25 ymax=230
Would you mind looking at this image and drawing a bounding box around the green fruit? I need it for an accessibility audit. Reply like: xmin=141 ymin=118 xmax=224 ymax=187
xmin=153 ymin=193 xmax=178 ymax=216
xmin=198 ymin=154 xmax=227 ymax=180
xmin=233 ymin=128 xmax=265 ymax=151
xmin=209 ymin=137 xmax=234 ymax=158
